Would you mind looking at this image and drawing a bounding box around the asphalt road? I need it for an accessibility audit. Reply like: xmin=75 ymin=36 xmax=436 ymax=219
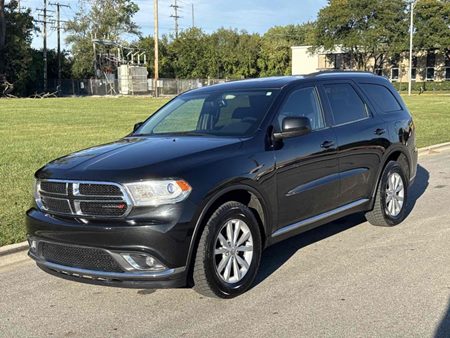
xmin=1 ymin=149 xmax=450 ymax=338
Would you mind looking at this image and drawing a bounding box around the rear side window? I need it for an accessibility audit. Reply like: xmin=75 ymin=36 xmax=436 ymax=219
xmin=360 ymin=83 xmax=402 ymax=113
xmin=323 ymin=83 xmax=369 ymax=125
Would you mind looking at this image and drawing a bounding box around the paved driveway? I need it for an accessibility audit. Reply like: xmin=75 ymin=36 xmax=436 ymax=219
xmin=1 ymin=149 xmax=450 ymax=338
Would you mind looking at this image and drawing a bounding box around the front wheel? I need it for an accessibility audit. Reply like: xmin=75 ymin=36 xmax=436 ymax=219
xmin=366 ymin=161 xmax=409 ymax=227
xmin=193 ymin=201 xmax=262 ymax=298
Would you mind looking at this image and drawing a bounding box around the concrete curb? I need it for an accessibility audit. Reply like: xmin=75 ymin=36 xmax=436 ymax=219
xmin=0 ymin=241 xmax=29 ymax=257
xmin=418 ymin=141 xmax=450 ymax=156
xmin=1 ymin=141 xmax=450 ymax=258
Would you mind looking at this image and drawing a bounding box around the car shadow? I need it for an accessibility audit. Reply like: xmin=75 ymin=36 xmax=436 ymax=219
xmin=405 ymin=164 xmax=429 ymax=216
xmin=254 ymin=164 xmax=429 ymax=286
xmin=435 ymin=298 xmax=450 ymax=338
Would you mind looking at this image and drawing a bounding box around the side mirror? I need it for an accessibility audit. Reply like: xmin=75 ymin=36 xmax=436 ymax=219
xmin=133 ymin=122 xmax=144 ymax=133
xmin=273 ymin=116 xmax=312 ymax=140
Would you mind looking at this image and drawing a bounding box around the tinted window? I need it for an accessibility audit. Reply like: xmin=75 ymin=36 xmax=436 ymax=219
xmin=277 ymin=87 xmax=324 ymax=130
xmin=323 ymin=84 xmax=368 ymax=125
xmin=361 ymin=84 xmax=402 ymax=113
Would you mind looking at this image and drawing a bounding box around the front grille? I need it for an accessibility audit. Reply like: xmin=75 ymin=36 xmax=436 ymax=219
xmin=40 ymin=242 xmax=124 ymax=273
xmin=41 ymin=197 xmax=72 ymax=214
xmin=78 ymin=183 xmax=122 ymax=196
xmin=40 ymin=181 xmax=67 ymax=195
xmin=37 ymin=180 xmax=130 ymax=218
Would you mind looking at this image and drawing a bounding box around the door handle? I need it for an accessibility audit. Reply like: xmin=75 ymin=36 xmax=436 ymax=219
xmin=375 ymin=128 xmax=386 ymax=136
xmin=320 ymin=140 xmax=335 ymax=149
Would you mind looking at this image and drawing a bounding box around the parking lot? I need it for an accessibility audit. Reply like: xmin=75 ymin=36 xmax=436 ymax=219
xmin=1 ymin=148 xmax=450 ymax=338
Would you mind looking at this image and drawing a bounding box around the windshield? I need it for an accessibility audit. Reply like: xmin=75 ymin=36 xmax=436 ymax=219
xmin=135 ymin=89 xmax=280 ymax=137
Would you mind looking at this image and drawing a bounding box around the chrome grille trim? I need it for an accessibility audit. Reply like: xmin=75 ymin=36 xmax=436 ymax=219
xmin=35 ymin=179 xmax=133 ymax=218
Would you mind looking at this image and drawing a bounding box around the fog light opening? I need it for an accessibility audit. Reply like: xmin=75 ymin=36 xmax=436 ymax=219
xmin=121 ymin=253 xmax=167 ymax=272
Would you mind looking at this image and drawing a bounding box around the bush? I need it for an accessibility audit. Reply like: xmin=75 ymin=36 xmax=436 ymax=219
xmin=392 ymin=82 xmax=450 ymax=92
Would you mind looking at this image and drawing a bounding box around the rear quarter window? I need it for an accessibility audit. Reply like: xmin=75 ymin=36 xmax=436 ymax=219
xmin=360 ymin=83 xmax=402 ymax=113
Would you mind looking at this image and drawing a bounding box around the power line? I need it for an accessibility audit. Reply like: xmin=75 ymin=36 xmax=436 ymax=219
xmin=170 ymin=0 xmax=181 ymax=38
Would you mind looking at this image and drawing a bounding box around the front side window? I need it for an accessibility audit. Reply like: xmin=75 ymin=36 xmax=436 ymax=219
xmin=360 ymin=84 xmax=402 ymax=113
xmin=323 ymin=83 xmax=369 ymax=126
xmin=276 ymin=87 xmax=325 ymax=131
xmin=136 ymin=90 xmax=279 ymax=137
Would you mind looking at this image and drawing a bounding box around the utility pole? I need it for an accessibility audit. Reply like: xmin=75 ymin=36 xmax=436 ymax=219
xmin=50 ymin=2 xmax=70 ymax=91
xmin=154 ymin=0 xmax=159 ymax=97
xmin=36 ymin=0 xmax=51 ymax=91
xmin=191 ymin=3 xmax=194 ymax=28
xmin=36 ymin=5 xmax=54 ymax=92
xmin=43 ymin=0 xmax=48 ymax=91
xmin=408 ymin=0 xmax=416 ymax=97
xmin=170 ymin=0 xmax=181 ymax=38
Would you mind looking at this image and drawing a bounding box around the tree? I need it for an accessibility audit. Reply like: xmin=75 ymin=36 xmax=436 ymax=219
xmin=167 ymin=28 xmax=210 ymax=78
xmin=234 ymin=32 xmax=261 ymax=78
xmin=65 ymin=0 xmax=140 ymax=78
xmin=414 ymin=0 xmax=450 ymax=54
xmin=0 ymin=0 xmax=35 ymax=95
xmin=314 ymin=0 xmax=408 ymax=70
xmin=258 ymin=23 xmax=316 ymax=76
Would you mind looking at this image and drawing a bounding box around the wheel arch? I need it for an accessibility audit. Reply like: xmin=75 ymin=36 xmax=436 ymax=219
xmin=185 ymin=184 xmax=270 ymax=285
xmin=370 ymin=146 xmax=411 ymax=206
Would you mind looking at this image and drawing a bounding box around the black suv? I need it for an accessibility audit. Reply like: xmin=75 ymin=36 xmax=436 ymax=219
xmin=27 ymin=72 xmax=417 ymax=298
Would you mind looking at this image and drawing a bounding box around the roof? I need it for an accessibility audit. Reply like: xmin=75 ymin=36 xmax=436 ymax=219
xmin=185 ymin=71 xmax=379 ymax=94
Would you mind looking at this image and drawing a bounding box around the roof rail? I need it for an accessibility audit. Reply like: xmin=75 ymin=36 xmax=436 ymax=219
xmin=303 ymin=70 xmax=376 ymax=77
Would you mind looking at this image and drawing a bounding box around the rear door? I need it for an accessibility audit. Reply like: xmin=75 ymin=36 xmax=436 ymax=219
xmin=274 ymin=84 xmax=340 ymax=230
xmin=318 ymin=81 xmax=388 ymax=205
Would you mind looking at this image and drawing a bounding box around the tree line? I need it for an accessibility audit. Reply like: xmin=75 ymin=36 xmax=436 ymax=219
xmin=0 ymin=0 xmax=449 ymax=96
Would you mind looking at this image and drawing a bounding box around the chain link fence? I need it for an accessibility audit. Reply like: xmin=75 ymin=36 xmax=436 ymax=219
xmin=34 ymin=78 xmax=232 ymax=97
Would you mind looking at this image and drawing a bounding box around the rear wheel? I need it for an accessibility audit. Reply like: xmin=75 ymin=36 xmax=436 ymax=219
xmin=193 ymin=201 xmax=262 ymax=298
xmin=366 ymin=161 xmax=408 ymax=227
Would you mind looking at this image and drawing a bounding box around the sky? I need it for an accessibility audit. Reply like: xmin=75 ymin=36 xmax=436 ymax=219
xmin=16 ymin=0 xmax=328 ymax=49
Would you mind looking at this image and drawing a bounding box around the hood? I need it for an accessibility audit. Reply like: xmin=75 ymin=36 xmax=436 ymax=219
xmin=36 ymin=136 xmax=243 ymax=181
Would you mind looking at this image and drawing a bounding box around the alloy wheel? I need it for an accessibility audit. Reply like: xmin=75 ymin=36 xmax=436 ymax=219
xmin=214 ymin=219 xmax=254 ymax=284
xmin=385 ymin=172 xmax=405 ymax=217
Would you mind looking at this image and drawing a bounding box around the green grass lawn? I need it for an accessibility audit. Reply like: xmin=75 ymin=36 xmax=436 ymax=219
xmin=0 ymin=94 xmax=449 ymax=246
xmin=402 ymin=94 xmax=450 ymax=148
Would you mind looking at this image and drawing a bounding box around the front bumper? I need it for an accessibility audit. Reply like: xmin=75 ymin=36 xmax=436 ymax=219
xmin=29 ymin=241 xmax=186 ymax=288
xmin=26 ymin=208 xmax=193 ymax=288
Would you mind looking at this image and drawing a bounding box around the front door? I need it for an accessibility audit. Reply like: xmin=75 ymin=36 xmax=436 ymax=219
xmin=274 ymin=85 xmax=340 ymax=231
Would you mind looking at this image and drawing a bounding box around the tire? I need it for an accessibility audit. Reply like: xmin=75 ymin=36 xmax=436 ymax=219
xmin=365 ymin=161 xmax=409 ymax=227
xmin=193 ymin=201 xmax=262 ymax=298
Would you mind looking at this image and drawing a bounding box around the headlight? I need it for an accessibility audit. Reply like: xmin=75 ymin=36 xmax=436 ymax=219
xmin=124 ymin=180 xmax=192 ymax=207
